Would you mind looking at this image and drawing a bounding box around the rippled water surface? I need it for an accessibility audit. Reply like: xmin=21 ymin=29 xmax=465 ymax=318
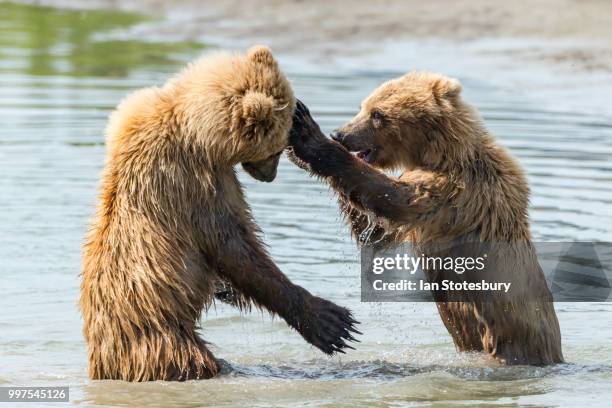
xmin=1 ymin=3 xmax=612 ymax=407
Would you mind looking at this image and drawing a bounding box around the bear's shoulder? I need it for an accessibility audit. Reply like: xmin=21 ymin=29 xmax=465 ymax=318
xmin=105 ymin=87 xmax=168 ymax=154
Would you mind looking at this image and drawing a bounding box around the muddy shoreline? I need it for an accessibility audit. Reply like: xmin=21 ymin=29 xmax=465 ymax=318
xmin=18 ymin=0 xmax=612 ymax=68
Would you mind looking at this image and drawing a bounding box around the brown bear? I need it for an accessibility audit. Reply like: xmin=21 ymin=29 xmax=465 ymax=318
xmin=288 ymin=71 xmax=563 ymax=365
xmin=80 ymin=46 xmax=359 ymax=382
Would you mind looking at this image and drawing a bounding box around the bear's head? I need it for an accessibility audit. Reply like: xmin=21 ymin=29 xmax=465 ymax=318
xmin=173 ymin=45 xmax=295 ymax=182
xmin=331 ymin=71 xmax=480 ymax=171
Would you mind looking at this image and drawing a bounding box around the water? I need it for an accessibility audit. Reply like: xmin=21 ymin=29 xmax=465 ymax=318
xmin=1 ymin=3 xmax=612 ymax=407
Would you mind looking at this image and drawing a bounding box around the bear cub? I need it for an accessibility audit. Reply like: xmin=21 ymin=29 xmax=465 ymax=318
xmin=80 ymin=46 xmax=359 ymax=382
xmin=288 ymin=71 xmax=563 ymax=366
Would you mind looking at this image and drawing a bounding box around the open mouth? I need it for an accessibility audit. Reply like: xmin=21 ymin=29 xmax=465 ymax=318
xmin=354 ymin=148 xmax=375 ymax=164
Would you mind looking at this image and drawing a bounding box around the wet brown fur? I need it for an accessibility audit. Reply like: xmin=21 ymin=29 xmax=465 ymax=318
xmin=80 ymin=46 xmax=359 ymax=382
xmin=288 ymin=72 xmax=563 ymax=365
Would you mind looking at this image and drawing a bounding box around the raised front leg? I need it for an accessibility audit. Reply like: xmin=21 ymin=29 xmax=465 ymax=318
xmin=287 ymin=100 xmax=444 ymax=229
xmin=214 ymin=216 xmax=360 ymax=355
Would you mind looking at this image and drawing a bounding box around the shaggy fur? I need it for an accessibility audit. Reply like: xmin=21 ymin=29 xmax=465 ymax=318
xmin=80 ymin=46 xmax=359 ymax=382
xmin=288 ymin=71 xmax=563 ymax=365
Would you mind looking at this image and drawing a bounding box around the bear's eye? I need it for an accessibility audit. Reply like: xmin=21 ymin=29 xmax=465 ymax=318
xmin=371 ymin=110 xmax=384 ymax=122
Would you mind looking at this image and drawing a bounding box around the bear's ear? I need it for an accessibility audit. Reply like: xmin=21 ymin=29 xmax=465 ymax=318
xmin=433 ymin=76 xmax=462 ymax=99
xmin=247 ymin=45 xmax=277 ymax=67
xmin=240 ymin=90 xmax=275 ymax=138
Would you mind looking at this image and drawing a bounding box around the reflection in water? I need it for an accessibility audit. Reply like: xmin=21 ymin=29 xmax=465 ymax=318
xmin=1 ymin=2 xmax=612 ymax=407
xmin=0 ymin=2 xmax=203 ymax=77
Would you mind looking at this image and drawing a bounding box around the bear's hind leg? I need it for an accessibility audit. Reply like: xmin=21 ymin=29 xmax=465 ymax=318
xmin=479 ymin=302 xmax=563 ymax=366
xmin=162 ymin=335 xmax=220 ymax=381
xmin=88 ymin=328 xmax=220 ymax=381
xmin=436 ymin=302 xmax=484 ymax=352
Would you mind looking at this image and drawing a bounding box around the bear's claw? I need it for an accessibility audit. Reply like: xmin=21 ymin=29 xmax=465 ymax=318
xmin=297 ymin=296 xmax=361 ymax=355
